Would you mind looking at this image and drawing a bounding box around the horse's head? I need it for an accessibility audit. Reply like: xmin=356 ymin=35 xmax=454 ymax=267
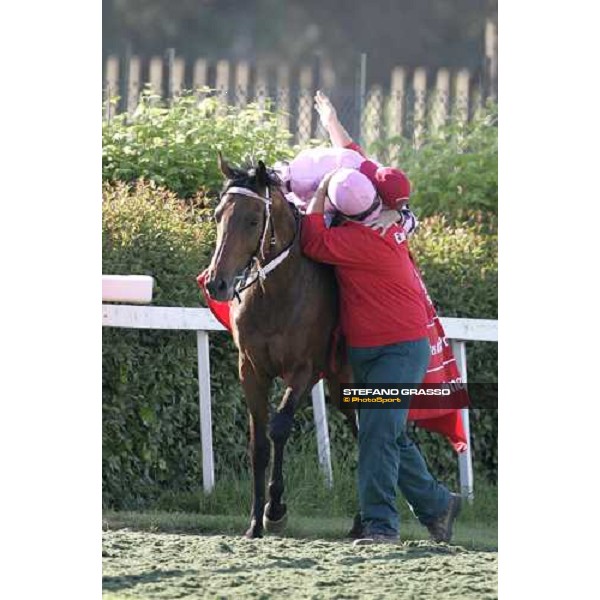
xmin=206 ymin=154 xmax=279 ymax=301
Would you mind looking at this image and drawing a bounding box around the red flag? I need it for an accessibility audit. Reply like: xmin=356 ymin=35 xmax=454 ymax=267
xmin=409 ymin=259 xmax=468 ymax=452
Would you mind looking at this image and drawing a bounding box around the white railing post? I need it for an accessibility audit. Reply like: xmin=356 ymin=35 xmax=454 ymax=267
xmin=451 ymin=339 xmax=474 ymax=502
xmin=311 ymin=380 xmax=333 ymax=488
xmin=196 ymin=330 xmax=215 ymax=493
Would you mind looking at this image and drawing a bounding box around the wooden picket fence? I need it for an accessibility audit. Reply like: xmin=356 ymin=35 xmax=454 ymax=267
xmin=103 ymin=23 xmax=497 ymax=147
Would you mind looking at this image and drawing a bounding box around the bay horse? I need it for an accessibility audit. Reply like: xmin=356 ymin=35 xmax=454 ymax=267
xmin=206 ymin=155 xmax=358 ymax=539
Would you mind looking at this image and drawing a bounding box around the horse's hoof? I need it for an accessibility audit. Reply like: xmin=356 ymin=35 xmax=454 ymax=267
xmin=244 ymin=520 xmax=263 ymax=539
xmin=244 ymin=527 xmax=263 ymax=539
xmin=263 ymin=503 xmax=288 ymax=533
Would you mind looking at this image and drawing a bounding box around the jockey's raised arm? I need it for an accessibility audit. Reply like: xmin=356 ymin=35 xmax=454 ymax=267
xmin=314 ymin=90 xmax=353 ymax=148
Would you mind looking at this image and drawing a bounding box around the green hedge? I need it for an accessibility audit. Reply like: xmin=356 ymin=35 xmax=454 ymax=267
xmin=103 ymin=181 xmax=246 ymax=507
xmin=103 ymin=93 xmax=295 ymax=199
xmin=103 ymin=181 xmax=497 ymax=508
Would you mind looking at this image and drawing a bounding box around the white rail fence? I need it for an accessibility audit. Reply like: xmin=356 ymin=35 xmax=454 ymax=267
xmin=102 ymin=302 xmax=497 ymax=500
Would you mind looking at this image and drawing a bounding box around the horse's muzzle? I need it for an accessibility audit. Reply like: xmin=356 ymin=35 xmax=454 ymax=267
xmin=206 ymin=275 xmax=234 ymax=301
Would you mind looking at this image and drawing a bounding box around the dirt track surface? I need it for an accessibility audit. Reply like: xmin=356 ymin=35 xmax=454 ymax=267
xmin=103 ymin=529 xmax=497 ymax=599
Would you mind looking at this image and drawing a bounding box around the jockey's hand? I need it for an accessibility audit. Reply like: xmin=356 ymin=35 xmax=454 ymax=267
xmin=317 ymin=169 xmax=336 ymax=193
xmin=314 ymin=90 xmax=338 ymax=130
xmin=368 ymin=208 xmax=402 ymax=236
xmin=307 ymin=170 xmax=336 ymax=215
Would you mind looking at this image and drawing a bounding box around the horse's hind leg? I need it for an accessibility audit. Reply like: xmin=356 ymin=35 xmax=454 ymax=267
xmin=240 ymin=362 xmax=271 ymax=539
xmin=264 ymin=365 xmax=313 ymax=532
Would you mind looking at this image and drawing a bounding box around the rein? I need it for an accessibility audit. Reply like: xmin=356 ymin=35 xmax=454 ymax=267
xmin=223 ymin=184 xmax=300 ymax=299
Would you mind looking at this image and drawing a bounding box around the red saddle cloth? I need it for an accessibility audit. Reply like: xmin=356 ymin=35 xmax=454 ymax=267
xmin=197 ymin=269 xmax=468 ymax=453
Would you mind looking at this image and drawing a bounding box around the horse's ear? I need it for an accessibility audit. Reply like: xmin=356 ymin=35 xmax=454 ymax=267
xmin=256 ymin=160 xmax=268 ymax=189
xmin=217 ymin=151 xmax=235 ymax=179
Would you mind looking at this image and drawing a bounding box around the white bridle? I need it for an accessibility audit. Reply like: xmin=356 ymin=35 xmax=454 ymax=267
xmin=225 ymin=186 xmax=270 ymax=202
xmin=223 ymin=185 xmax=296 ymax=288
xmin=225 ymin=186 xmax=274 ymax=262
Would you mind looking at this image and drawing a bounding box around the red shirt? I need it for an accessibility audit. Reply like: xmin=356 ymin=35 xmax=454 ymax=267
xmin=301 ymin=214 xmax=429 ymax=347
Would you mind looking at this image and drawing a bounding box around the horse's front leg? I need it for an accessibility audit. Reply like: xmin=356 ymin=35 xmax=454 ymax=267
xmin=241 ymin=361 xmax=271 ymax=539
xmin=264 ymin=366 xmax=313 ymax=532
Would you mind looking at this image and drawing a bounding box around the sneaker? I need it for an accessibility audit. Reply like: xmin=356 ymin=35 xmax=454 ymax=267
xmin=353 ymin=533 xmax=399 ymax=547
xmin=426 ymin=493 xmax=462 ymax=543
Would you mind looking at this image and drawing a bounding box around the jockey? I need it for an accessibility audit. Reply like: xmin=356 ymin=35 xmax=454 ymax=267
xmin=313 ymin=89 xmax=417 ymax=235
xmin=273 ymin=91 xmax=418 ymax=236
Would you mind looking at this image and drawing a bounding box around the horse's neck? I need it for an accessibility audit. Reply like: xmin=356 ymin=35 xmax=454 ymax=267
xmin=252 ymin=191 xmax=303 ymax=297
xmin=263 ymin=189 xmax=298 ymax=259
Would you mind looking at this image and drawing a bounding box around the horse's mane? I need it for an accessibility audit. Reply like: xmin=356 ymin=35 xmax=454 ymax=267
xmin=221 ymin=162 xmax=282 ymax=196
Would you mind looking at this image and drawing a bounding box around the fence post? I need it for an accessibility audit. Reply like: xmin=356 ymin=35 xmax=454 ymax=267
xmin=412 ymin=67 xmax=427 ymax=147
xmin=313 ymin=53 xmax=325 ymax=139
xmin=126 ymin=56 xmax=141 ymax=115
xmin=389 ymin=66 xmax=405 ymax=139
xmin=297 ymin=65 xmax=313 ymax=145
xmin=197 ymin=330 xmax=215 ymax=493
xmin=276 ymin=63 xmax=290 ymax=132
xmin=254 ymin=61 xmax=268 ymax=110
xmin=355 ymin=52 xmax=367 ymax=146
xmin=432 ymin=68 xmax=450 ymax=133
xmin=193 ymin=58 xmax=208 ymax=99
xmin=165 ymin=48 xmax=175 ymax=105
xmin=454 ymin=69 xmax=471 ymax=124
xmin=216 ymin=59 xmax=230 ymax=110
xmin=235 ymin=61 xmax=250 ymax=108
xmin=311 ymin=380 xmax=333 ymax=488
xmin=485 ymin=19 xmax=498 ymax=101
xmin=149 ymin=56 xmax=163 ymax=102
xmin=104 ymin=83 xmax=112 ymax=123
xmin=363 ymin=85 xmax=383 ymax=159
xmin=173 ymin=57 xmax=185 ymax=99
xmin=451 ymin=339 xmax=474 ymax=502
xmin=104 ymin=55 xmax=119 ymax=121
xmin=119 ymin=44 xmax=132 ymax=115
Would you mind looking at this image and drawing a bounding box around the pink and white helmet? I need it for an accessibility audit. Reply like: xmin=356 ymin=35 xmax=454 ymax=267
xmin=327 ymin=168 xmax=381 ymax=223
xmin=288 ymin=147 xmax=364 ymax=201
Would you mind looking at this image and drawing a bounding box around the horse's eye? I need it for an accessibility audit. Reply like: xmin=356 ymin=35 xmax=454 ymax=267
xmin=248 ymin=219 xmax=259 ymax=227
